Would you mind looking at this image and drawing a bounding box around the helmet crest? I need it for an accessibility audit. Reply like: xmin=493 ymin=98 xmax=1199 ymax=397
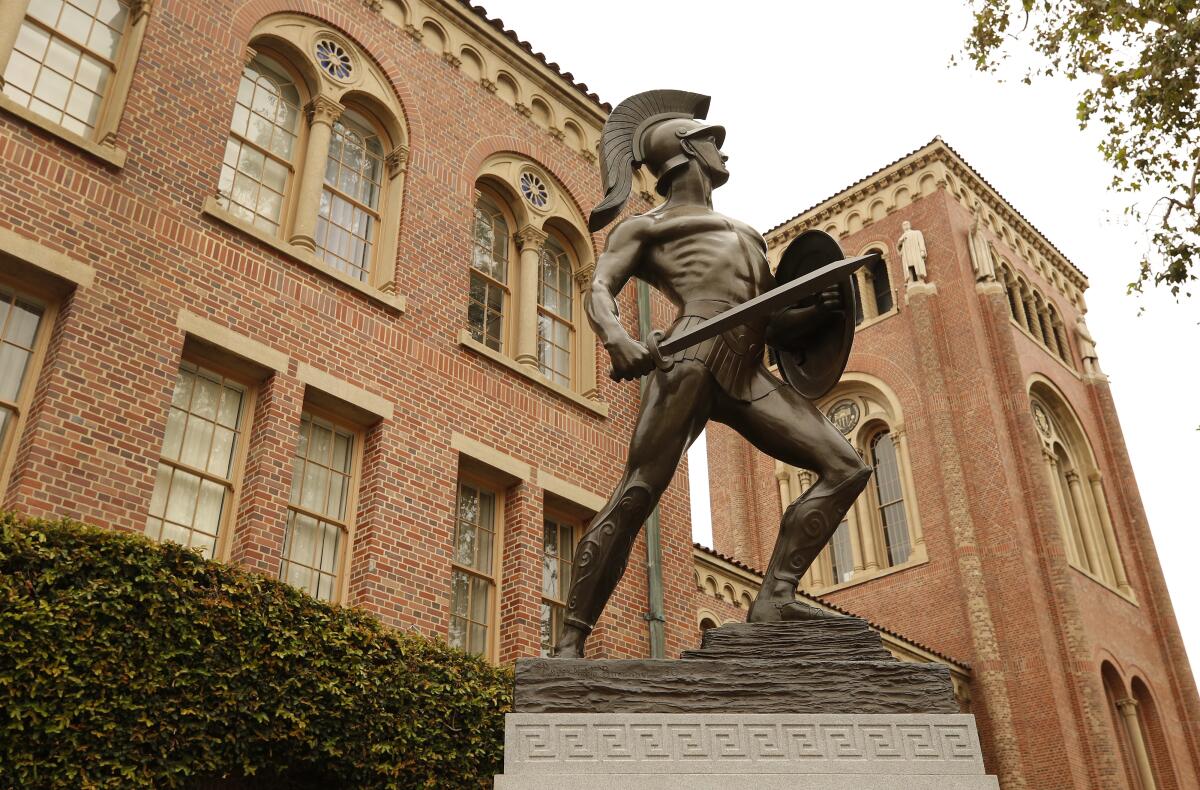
xmin=588 ymin=90 xmax=713 ymax=232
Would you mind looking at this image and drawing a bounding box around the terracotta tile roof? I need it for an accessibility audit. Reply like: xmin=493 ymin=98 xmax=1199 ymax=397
xmin=764 ymin=136 xmax=1087 ymax=282
xmin=457 ymin=2 xmax=611 ymax=112
xmin=693 ymin=542 xmax=971 ymax=671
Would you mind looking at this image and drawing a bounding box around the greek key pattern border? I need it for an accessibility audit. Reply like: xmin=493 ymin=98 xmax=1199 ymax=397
xmin=510 ymin=721 xmax=981 ymax=769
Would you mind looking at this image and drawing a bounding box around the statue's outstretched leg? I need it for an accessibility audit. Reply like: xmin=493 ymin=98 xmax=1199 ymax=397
xmin=555 ymin=365 xmax=712 ymax=658
xmin=713 ymin=383 xmax=872 ymax=623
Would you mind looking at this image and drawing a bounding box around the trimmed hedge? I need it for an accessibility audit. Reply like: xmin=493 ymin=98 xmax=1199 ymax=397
xmin=0 ymin=514 xmax=512 ymax=789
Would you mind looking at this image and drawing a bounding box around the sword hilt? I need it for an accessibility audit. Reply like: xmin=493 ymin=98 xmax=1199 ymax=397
xmin=645 ymin=330 xmax=674 ymax=372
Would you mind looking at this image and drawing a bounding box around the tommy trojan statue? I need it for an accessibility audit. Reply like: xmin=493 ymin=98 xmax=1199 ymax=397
xmin=555 ymin=91 xmax=874 ymax=658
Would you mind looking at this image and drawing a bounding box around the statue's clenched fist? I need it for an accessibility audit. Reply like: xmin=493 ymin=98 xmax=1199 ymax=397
xmin=605 ymin=337 xmax=656 ymax=381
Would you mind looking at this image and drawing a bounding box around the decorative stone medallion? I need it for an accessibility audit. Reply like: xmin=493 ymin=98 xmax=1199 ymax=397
xmin=828 ymin=399 xmax=860 ymax=435
xmin=519 ymin=170 xmax=550 ymax=210
xmin=315 ymin=39 xmax=353 ymax=81
xmin=1031 ymin=401 xmax=1052 ymax=438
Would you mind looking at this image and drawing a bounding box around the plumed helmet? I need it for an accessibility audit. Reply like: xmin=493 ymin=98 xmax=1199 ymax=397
xmin=588 ymin=90 xmax=723 ymax=232
xmin=639 ymin=118 xmax=726 ymax=195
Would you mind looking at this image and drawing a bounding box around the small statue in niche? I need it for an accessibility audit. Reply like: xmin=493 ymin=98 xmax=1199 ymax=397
xmin=1076 ymin=314 xmax=1101 ymax=375
xmin=897 ymin=221 xmax=928 ymax=284
xmin=967 ymin=201 xmax=996 ymax=282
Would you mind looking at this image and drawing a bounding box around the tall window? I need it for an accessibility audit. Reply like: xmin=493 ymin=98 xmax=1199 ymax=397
xmin=449 ymin=479 xmax=499 ymax=657
xmin=218 ymin=53 xmax=301 ymax=235
xmin=468 ymin=191 xmax=510 ymax=352
xmin=0 ymin=285 xmax=49 ymax=488
xmin=3 ymin=0 xmax=128 ymax=138
xmin=537 ymin=237 xmax=574 ymax=387
xmin=540 ymin=516 xmax=576 ymax=656
xmin=315 ymin=108 xmax=384 ymax=282
xmin=828 ymin=520 xmax=854 ymax=584
xmin=871 ymin=430 xmax=911 ymax=566
xmin=868 ymin=257 xmax=893 ymax=315
xmin=145 ymin=362 xmax=249 ymax=559
xmin=280 ymin=412 xmax=356 ymax=602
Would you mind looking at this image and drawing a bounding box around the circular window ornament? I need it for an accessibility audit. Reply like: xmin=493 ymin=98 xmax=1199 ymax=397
xmin=827 ymin=399 xmax=860 ymax=435
xmin=1031 ymin=401 xmax=1052 ymax=439
xmin=519 ymin=171 xmax=551 ymax=210
xmin=315 ymin=39 xmax=353 ymax=81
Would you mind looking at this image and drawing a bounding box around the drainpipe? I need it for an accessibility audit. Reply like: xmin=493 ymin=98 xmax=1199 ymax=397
xmin=637 ymin=279 xmax=667 ymax=658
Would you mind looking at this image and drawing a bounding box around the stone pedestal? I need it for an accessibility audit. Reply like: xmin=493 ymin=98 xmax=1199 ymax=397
xmin=498 ymin=619 xmax=999 ymax=788
xmin=494 ymin=713 xmax=999 ymax=788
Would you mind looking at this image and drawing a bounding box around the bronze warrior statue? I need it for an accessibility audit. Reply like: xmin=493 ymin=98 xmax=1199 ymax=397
xmin=554 ymin=90 xmax=873 ymax=658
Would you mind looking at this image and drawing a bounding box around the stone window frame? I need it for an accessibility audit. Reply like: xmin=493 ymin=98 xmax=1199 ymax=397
xmin=0 ymin=277 xmax=57 ymax=495
xmin=776 ymin=376 xmax=926 ymax=595
xmin=203 ymin=14 xmax=409 ymax=311
xmin=1029 ymin=378 xmax=1133 ymax=601
xmin=539 ymin=507 xmax=580 ymax=657
xmin=1000 ymin=263 xmax=1075 ymax=371
xmin=144 ymin=353 xmax=259 ymax=562
xmin=459 ymin=153 xmax=602 ymax=415
xmin=851 ymin=242 xmax=899 ymax=330
xmin=0 ymin=0 xmax=153 ymax=167
xmin=468 ymin=183 xmax=518 ymax=354
xmin=449 ymin=470 xmax=507 ymax=662
xmin=279 ymin=403 xmax=365 ymax=605
xmin=535 ymin=230 xmax=579 ymax=390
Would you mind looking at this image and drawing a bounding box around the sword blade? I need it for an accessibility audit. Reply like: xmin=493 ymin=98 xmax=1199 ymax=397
xmin=657 ymin=252 xmax=878 ymax=357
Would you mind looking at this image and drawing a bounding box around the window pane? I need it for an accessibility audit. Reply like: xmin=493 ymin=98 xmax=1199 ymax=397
xmin=6 ymin=2 xmax=125 ymax=139
xmin=871 ymin=431 xmax=910 ymax=566
xmin=146 ymin=364 xmax=245 ymax=555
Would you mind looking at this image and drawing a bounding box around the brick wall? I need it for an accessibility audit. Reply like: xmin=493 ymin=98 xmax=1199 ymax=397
xmin=706 ymin=179 xmax=1200 ymax=787
xmin=0 ymin=0 xmax=694 ymax=662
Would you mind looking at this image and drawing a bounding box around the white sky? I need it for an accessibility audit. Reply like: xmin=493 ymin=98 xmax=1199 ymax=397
xmin=485 ymin=1 xmax=1200 ymax=672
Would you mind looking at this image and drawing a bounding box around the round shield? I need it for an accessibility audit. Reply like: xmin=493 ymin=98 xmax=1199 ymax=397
xmin=771 ymin=229 xmax=857 ymax=400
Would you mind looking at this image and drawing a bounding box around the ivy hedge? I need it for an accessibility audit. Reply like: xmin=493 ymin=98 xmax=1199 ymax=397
xmin=0 ymin=513 xmax=512 ymax=789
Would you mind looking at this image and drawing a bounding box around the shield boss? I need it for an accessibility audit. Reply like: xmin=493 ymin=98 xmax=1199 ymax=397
xmin=771 ymin=229 xmax=858 ymax=400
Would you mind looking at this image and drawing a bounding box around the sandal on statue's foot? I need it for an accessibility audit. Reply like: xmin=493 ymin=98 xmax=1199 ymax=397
xmin=779 ymin=600 xmax=841 ymax=621
xmin=749 ymin=598 xmax=841 ymax=623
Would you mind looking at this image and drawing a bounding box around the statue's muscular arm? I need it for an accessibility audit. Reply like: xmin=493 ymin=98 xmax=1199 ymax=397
xmin=587 ymin=215 xmax=658 ymax=381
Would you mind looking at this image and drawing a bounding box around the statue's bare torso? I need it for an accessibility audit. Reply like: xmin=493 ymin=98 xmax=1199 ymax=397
xmin=629 ymin=206 xmax=773 ymax=309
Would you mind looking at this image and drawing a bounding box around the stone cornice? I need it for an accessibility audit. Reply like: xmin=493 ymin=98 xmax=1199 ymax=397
xmin=764 ymin=138 xmax=1088 ymax=292
xmin=433 ymin=0 xmax=610 ymax=129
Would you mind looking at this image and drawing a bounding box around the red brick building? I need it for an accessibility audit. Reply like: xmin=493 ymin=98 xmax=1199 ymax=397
xmin=2 ymin=2 xmax=1194 ymax=788
xmin=702 ymin=138 xmax=1200 ymax=789
xmin=0 ymin=0 xmax=700 ymax=663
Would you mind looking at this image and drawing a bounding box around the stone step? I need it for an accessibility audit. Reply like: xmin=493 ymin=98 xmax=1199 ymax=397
xmin=514 ymin=657 xmax=958 ymax=714
xmin=682 ymin=619 xmax=892 ymax=662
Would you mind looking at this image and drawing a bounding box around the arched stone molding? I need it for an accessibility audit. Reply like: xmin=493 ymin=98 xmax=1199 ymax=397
xmin=853 ymin=241 xmax=897 ymax=327
xmin=209 ymin=10 xmax=412 ymax=302
xmin=763 ymin=140 xmax=1089 ymax=312
xmin=228 ymin=2 xmax=424 ymax=145
xmin=1028 ymin=375 xmax=1132 ymax=598
xmin=775 ymin=372 xmax=925 ymax=595
xmin=468 ymin=151 xmax=600 ymax=402
xmin=373 ymin=0 xmax=605 ymax=159
xmin=1131 ymin=676 xmax=1179 ymax=789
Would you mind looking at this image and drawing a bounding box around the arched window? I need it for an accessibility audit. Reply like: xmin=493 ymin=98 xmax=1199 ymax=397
xmin=1132 ymin=678 xmax=1178 ymax=789
xmin=315 ymin=107 xmax=387 ymax=282
xmin=467 ymin=188 xmax=512 ymax=352
xmin=537 ymin=235 xmax=575 ymax=387
xmin=1032 ymin=388 xmax=1131 ymax=596
xmin=460 ymin=155 xmax=601 ymax=402
xmin=218 ymin=53 xmax=302 ymax=235
xmin=1101 ymin=663 xmax=1143 ymax=790
xmin=871 ymin=429 xmax=911 ymax=566
xmin=209 ymin=17 xmax=409 ymax=298
xmin=778 ymin=381 xmax=923 ymax=592
xmin=868 ymin=255 xmax=893 ymax=315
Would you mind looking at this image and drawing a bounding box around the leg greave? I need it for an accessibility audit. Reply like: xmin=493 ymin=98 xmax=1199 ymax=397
xmin=563 ymin=481 xmax=655 ymax=634
xmin=763 ymin=466 xmax=873 ymax=591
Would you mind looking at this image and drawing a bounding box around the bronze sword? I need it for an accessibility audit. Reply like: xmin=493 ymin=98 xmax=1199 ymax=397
xmin=644 ymin=251 xmax=879 ymax=370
